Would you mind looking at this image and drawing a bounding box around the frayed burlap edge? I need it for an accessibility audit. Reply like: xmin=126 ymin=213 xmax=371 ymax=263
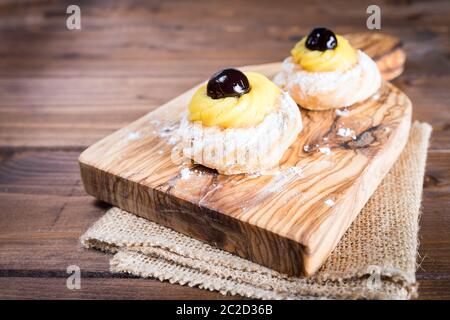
xmin=81 ymin=121 xmax=432 ymax=300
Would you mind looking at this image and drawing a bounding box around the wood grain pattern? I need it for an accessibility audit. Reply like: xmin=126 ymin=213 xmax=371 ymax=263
xmin=1 ymin=0 xmax=449 ymax=299
xmin=79 ymin=34 xmax=412 ymax=276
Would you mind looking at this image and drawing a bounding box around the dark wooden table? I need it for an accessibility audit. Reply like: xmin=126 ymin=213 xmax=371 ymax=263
xmin=0 ymin=0 xmax=449 ymax=299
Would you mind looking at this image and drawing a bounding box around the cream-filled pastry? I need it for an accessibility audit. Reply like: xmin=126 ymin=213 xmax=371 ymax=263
xmin=274 ymin=28 xmax=382 ymax=111
xmin=177 ymin=68 xmax=302 ymax=175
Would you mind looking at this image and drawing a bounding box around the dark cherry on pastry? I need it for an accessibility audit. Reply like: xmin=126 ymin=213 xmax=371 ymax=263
xmin=305 ymin=27 xmax=338 ymax=51
xmin=207 ymin=68 xmax=250 ymax=99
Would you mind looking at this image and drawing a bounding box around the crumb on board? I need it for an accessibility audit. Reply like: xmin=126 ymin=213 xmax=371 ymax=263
xmin=324 ymin=199 xmax=335 ymax=207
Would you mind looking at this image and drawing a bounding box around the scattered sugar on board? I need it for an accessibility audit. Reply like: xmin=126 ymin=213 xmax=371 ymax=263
xmin=286 ymin=166 xmax=303 ymax=176
xmin=337 ymin=128 xmax=352 ymax=137
xmin=240 ymin=166 xmax=303 ymax=210
xmin=127 ymin=131 xmax=140 ymax=141
xmin=150 ymin=119 xmax=160 ymax=126
xmin=180 ymin=168 xmax=191 ymax=180
xmin=324 ymin=199 xmax=335 ymax=207
xmin=168 ymin=136 xmax=178 ymax=145
xmin=157 ymin=123 xmax=179 ymax=139
xmin=319 ymin=147 xmax=331 ymax=155
xmin=335 ymin=108 xmax=349 ymax=117
xmin=247 ymin=172 xmax=262 ymax=179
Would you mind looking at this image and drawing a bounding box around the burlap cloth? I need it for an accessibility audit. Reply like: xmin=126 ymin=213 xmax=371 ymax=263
xmin=81 ymin=121 xmax=432 ymax=300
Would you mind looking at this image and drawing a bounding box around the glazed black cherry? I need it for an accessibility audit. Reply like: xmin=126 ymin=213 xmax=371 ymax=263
xmin=207 ymin=68 xmax=250 ymax=99
xmin=305 ymin=27 xmax=338 ymax=51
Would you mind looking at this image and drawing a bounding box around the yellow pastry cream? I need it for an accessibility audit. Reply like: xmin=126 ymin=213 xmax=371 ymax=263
xmin=291 ymin=29 xmax=358 ymax=72
xmin=189 ymin=71 xmax=280 ymax=128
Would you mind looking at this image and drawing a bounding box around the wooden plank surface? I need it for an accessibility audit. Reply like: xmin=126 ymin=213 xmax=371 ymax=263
xmin=0 ymin=0 xmax=449 ymax=299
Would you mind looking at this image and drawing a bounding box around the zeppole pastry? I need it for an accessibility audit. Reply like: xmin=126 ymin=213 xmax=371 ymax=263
xmin=177 ymin=68 xmax=302 ymax=175
xmin=274 ymin=27 xmax=382 ymax=111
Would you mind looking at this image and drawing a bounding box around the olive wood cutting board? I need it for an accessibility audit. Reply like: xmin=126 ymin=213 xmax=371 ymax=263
xmin=79 ymin=33 xmax=411 ymax=276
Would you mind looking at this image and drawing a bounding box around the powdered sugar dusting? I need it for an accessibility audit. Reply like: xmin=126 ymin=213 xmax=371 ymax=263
xmin=288 ymin=166 xmax=302 ymax=175
xmin=176 ymin=92 xmax=302 ymax=175
xmin=168 ymin=136 xmax=178 ymax=145
xmin=240 ymin=166 xmax=303 ymax=209
xmin=150 ymin=119 xmax=160 ymax=126
xmin=337 ymin=128 xmax=352 ymax=137
xmin=154 ymin=122 xmax=180 ymax=145
xmin=180 ymin=168 xmax=191 ymax=180
xmin=127 ymin=131 xmax=140 ymax=141
xmin=335 ymin=108 xmax=349 ymax=117
xmin=319 ymin=147 xmax=331 ymax=155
